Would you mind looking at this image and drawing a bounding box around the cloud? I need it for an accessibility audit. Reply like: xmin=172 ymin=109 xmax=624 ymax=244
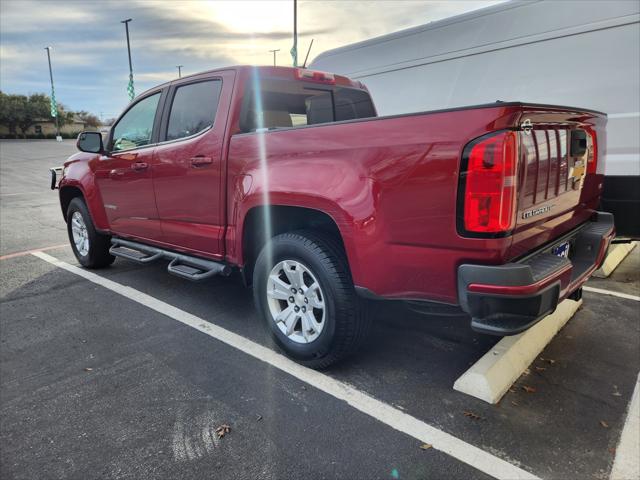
xmin=0 ymin=0 xmax=504 ymax=115
xmin=0 ymin=1 xmax=95 ymax=34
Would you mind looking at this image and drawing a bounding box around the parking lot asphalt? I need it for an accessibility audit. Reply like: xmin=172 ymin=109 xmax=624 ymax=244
xmin=1 ymin=140 xmax=639 ymax=480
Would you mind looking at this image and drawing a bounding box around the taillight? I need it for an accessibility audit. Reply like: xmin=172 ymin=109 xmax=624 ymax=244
xmin=586 ymin=130 xmax=597 ymax=174
xmin=295 ymin=68 xmax=336 ymax=84
xmin=459 ymin=131 xmax=518 ymax=235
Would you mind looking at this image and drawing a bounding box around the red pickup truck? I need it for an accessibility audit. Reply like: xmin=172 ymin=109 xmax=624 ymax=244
xmin=53 ymin=65 xmax=614 ymax=368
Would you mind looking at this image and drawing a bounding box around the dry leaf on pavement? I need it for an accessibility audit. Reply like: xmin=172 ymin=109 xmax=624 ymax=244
xmin=522 ymin=385 xmax=536 ymax=393
xmin=216 ymin=424 xmax=231 ymax=438
xmin=463 ymin=411 xmax=483 ymax=420
xmin=420 ymin=443 xmax=432 ymax=450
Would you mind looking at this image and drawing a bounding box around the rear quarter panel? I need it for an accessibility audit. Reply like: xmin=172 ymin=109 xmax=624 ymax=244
xmin=227 ymin=106 xmax=523 ymax=304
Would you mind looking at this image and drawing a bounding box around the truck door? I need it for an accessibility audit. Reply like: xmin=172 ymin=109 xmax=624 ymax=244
xmin=94 ymin=90 xmax=164 ymax=241
xmin=152 ymin=71 xmax=235 ymax=259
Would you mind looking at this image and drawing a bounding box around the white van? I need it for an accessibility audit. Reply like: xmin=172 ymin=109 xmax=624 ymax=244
xmin=310 ymin=0 xmax=640 ymax=236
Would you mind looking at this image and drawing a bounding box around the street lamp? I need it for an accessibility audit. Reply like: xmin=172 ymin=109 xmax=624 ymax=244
xmin=268 ymin=49 xmax=280 ymax=67
xmin=44 ymin=46 xmax=61 ymax=141
xmin=176 ymin=65 xmax=183 ymax=78
xmin=121 ymin=18 xmax=135 ymax=102
xmin=291 ymin=0 xmax=298 ymax=67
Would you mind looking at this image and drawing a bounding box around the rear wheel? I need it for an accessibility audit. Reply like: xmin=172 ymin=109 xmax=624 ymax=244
xmin=253 ymin=231 xmax=369 ymax=369
xmin=66 ymin=197 xmax=114 ymax=268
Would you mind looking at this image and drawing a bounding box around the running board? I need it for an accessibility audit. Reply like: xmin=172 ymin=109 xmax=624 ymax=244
xmin=110 ymin=238 xmax=231 ymax=281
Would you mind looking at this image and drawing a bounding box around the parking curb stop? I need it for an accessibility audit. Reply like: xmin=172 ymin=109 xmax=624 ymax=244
xmin=594 ymin=241 xmax=637 ymax=278
xmin=453 ymin=299 xmax=582 ymax=404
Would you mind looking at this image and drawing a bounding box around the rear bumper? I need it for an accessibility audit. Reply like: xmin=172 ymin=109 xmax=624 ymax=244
xmin=457 ymin=212 xmax=615 ymax=335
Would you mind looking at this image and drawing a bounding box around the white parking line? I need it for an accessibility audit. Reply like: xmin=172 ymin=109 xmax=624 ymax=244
xmin=611 ymin=373 xmax=640 ymax=480
xmin=0 ymin=191 xmax=46 ymax=197
xmin=583 ymin=286 xmax=640 ymax=302
xmin=31 ymin=251 xmax=539 ymax=480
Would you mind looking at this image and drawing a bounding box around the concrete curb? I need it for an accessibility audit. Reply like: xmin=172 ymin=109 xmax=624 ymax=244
xmin=594 ymin=242 xmax=637 ymax=278
xmin=453 ymin=299 xmax=582 ymax=404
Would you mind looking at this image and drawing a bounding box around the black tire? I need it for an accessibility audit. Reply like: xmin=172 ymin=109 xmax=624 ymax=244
xmin=253 ymin=231 xmax=369 ymax=369
xmin=66 ymin=197 xmax=115 ymax=269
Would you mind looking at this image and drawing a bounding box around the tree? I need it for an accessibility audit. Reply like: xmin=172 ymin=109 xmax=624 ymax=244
xmin=1 ymin=91 xmax=92 ymax=137
xmin=16 ymin=94 xmax=50 ymax=136
xmin=76 ymin=110 xmax=101 ymax=128
xmin=0 ymin=91 xmax=26 ymax=135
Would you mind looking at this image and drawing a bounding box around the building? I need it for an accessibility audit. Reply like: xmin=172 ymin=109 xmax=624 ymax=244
xmin=0 ymin=116 xmax=86 ymax=137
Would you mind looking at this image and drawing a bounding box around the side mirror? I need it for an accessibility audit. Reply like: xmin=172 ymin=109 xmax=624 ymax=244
xmin=76 ymin=131 xmax=105 ymax=154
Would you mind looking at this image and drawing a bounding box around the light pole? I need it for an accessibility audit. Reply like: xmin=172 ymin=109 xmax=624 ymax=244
xmin=268 ymin=49 xmax=280 ymax=67
xmin=291 ymin=0 xmax=297 ymax=67
xmin=176 ymin=65 xmax=183 ymax=78
xmin=121 ymin=18 xmax=135 ymax=102
xmin=44 ymin=46 xmax=61 ymax=141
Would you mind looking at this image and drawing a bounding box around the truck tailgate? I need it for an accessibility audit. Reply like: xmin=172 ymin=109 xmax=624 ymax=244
xmin=508 ymin=107 xmax=607 ymax=259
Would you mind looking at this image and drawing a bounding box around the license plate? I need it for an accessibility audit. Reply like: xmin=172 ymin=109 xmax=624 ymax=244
xmin=552 ymin=241 xmax=570 ymax=259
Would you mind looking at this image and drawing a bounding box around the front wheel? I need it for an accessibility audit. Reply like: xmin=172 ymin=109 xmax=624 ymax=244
xmin=253 ymin=231 xmax=369 ymax=369
xmin=66 ymin=197 xmax=115 ymax=269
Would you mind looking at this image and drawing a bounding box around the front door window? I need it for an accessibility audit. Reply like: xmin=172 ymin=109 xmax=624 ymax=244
xmin=111 ymin=93 xmax=160 ymax=151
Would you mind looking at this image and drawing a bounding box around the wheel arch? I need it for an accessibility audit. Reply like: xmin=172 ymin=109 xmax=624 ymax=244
xmin=58 ymin=175 xmax=110 ymax=231
xmin=59 ymin=185 xmax=84 ymax=221
xmin=240 ymin=205 xmax=350 ymax=286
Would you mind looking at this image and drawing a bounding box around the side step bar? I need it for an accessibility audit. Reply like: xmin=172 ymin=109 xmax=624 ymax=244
xmin=110 ymin=238 xmax=231 ymax=281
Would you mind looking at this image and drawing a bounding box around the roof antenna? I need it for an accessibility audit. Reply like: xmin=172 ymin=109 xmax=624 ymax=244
xmin=302 ymin=39 xmax=314 ymax=68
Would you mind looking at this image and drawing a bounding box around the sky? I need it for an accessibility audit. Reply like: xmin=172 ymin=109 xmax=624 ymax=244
xmin=0 ymin=0 xmax=503 ymax=120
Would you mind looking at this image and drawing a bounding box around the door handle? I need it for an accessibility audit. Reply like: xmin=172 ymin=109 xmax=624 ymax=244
xmin=190 ymin=156 xmax=213 ymax=167
xmin=131 ymin=161 xmax=148 ymax=171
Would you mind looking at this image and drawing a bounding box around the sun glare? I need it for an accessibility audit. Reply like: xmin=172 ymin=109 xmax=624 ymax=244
xmin=203 ymin=1 xmax=292 ymax=34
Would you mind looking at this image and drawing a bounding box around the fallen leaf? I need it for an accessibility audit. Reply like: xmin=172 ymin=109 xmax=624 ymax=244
xmin=256 ymin=415 xmax=263 ymax=422
xmin=420 ymin=443 xmax=432 ymax=450
xmin=215 ymin=424 xmax=231 ymax=438
xmin=84 ymin=368 xmax=93 ymax=372
xmin=535 ymin=367 xmax=546 ymax=372
xmin=546 ymin=359 xmax=556 ymax=365
xmin=463 ymin=411 xmax=483 ymax=420
xmin=523 ymin=368 xmax=531 ymax=376
xmin=511 ymin=401 xmax=519 ymax=406
xmin=508 ymin=388 xmax=516 ymax=394
xmin=522 ymin=385 xmax=536 ymax=393
xmin=600 ymin=420 xmax=609 ymax=428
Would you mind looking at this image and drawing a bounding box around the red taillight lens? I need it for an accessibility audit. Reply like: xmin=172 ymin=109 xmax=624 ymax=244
xmin=586 ymin=130 xmax=597 ymax=174
xmin=462 ymin=131 xmax=518 ymax=234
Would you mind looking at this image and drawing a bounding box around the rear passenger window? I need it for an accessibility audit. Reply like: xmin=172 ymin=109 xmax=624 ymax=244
xmin=166 ymin=80 xmax=222 ymax=141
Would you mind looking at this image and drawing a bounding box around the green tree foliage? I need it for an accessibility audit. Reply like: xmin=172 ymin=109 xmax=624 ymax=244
xmin=0 ymin=92 xmax=26 ymax=134
xmin=0 ymin=91 xmax=93 ymax=137
xmin=76 ymin=111 xmax=101 ymax=128
xmin=17 ymin=93 xmax=50 ymax=135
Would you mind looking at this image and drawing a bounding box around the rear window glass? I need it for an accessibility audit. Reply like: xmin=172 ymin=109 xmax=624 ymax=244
xmin=240 ymin=78 xmax=376 ymax=132
xmin=166 ymin=80 xmax=222 ymax=141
